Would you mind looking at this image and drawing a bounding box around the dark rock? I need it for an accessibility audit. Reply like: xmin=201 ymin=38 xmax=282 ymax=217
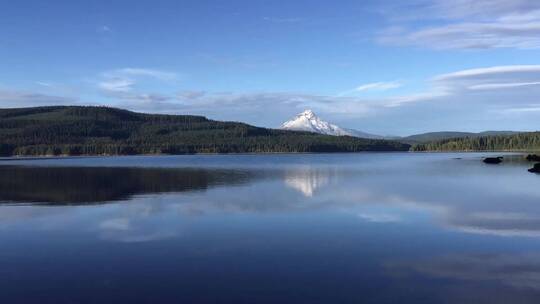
xmin=526 ymin=154 xmax=540 ymax=162
xmin=529 ymin=163 xmax=540 ymax=173
xmin=483 ymin=157 xmax=503 ymax=164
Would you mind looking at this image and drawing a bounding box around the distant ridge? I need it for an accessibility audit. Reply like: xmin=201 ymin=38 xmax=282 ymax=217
xmin=0 ymin=106 xmax=410 ymax=156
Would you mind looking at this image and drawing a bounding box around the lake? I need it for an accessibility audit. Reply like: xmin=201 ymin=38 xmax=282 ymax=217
xmin=1 ymin=153 xmax=540 ymax=303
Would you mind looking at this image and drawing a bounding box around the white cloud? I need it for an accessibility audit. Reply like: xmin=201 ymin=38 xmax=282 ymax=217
xmin=434 ymin=65 xmax=540 ymax=81
xmin=98 ymin=68 xmax=177 ymax=103
xmin=431 ymin=65 xmax=540 ymax=94
xmin=111 ymin=68 xmax=177 ymax=81
xmin=383 ymin=90 xmax=448 ymax=107
xmin=355 ymin=81 xmax=402 ymax=92
xmin=469 ymin=82 xmax=540 ymax=90
xmin=496 ymin=105 xmax=540 ymax=114
xmin=379 ymin=1 xmax=540 ymax=49
xmin=36 ymin=82 xmax=53 ymax=87
xmin=99 ymin=78 xmax=135 ymax=93
xmin=337 ymin=81 xmax=402 ymax=97
xmin=423 ymin=0 xmax=540 ymax=20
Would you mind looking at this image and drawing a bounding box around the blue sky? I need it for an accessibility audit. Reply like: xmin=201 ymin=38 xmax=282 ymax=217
xmin=1 ymin=0 xmax=540 ymax=135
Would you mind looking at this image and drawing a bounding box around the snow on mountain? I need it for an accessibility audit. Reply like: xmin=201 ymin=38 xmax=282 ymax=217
xmin=281 ymin=110 xmax=349 ymax=136
xmin=280 ymin=110 xmax=384 ymax=139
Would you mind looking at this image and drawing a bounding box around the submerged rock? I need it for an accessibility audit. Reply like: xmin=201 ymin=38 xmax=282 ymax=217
xmin=526 ymin=154 xmax=540 ymax=162
xmin=529 ymin=163 xmax=540 ymax=173
xmin=483 ymin=157 xmax=503 ymax=164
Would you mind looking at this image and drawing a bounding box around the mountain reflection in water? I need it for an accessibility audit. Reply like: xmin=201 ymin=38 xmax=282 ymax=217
xmin=283 ymin=167 xmax=336 ymax=197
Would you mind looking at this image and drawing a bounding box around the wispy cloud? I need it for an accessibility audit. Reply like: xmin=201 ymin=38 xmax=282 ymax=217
xmin=469 ymin=82 xmax=540 ymax=90
xmin=383 ymin=90 xmax=448 ymax=107
xmin=36 ymin=82 xmax=53 ymax=87
xmin=495 ymin=105 xmax=540 ymax=114
xmin=98 ymin=68 xmax=178 ymax=103
xmin=177 ymin=90 xmax=206 ymax=100
xmin=355 ymin=81 xmax=403 ymax=92
xmin=385 ymin=65 xmax=540 ymax=108
xmin=432 ymin=65 xmax=540 ymax=92
xmin=379 ymin=0 xmax=540 ymax=49
xmin=109 ymin=68 xmax=177 ymax=81
xmin=338 ymin=81 xmax=402 ymax=97
xmin=434 ymin=65 xmax=540 ymax=81
xmin=99 ymin=78 xmax=135 ymax=93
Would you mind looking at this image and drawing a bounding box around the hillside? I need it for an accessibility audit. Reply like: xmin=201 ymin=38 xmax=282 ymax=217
xmin=0 ymin=106 xmax=410 ymax=156
xmin=402 ymin=131 xmax=519 ymax=144
xmin=411 ymin=132 xmax=540 ymax=152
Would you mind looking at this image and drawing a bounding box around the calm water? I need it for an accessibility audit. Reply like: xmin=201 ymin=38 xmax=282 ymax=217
xmin=1 ymin=153 xmax=540 ymax=303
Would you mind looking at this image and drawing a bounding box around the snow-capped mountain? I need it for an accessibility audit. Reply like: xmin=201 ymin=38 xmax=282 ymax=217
xmin=280 ymin=110 xmax=384 ymax=139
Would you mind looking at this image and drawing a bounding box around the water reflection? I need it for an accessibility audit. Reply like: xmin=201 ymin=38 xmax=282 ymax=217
xmin=284 ymin=167 xmax=334 ymax=197
xmin=388 ymin=253 xmax=540 ymax=290
xmin=386 ymin=253 xmax=540 ymax=303
xmin=2 ymin=154 xmax=540 ymax=303
xmin=0 ymin=166 xmax=255 ymax=204
xmin=2 ymin=155 xmax=540 ymax=239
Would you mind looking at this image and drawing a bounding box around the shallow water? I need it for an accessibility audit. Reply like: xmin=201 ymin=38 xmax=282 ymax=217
xmin=1 ymin=153 xmax=540 ymax=303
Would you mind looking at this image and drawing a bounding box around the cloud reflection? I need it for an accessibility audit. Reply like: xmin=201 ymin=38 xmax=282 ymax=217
xmin=387 ymin=253 xmax=540 ymax=291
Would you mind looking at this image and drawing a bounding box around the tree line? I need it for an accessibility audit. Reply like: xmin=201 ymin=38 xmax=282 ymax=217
xmin=412 ymin=132 xmax=540 ymax=152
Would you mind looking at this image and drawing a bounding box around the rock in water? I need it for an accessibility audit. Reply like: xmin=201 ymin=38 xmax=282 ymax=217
xmin=526 ymin=154 xmax=540 ymax=162
xmin=483 ymin=157 xmax=503 ymax=164
xmin=529 ymin=163 xmax=540 ymax=173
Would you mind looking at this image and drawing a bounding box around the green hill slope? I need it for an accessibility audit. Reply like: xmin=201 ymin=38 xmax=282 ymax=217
xmin=402 ymin=131 xmax=520 ymax=144
xmin=411 ymin=132 xmax=540 ymax=152
xmin=0 ymin=106 xmax=410 ymax=156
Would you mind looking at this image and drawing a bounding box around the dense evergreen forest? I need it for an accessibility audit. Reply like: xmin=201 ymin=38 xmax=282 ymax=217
xmin=412 ymin=132 xmax=540 ymax=152
xmin=0 ymin=106 xmax=409 ymax=156
xmin=402 ymin=131 xmax=518 ymax=144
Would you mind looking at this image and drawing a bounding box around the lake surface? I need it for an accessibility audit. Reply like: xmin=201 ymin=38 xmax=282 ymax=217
xmin=1 ymin=153 xmax=540 ymax=303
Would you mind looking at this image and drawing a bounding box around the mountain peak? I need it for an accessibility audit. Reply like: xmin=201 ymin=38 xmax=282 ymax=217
xmin=281 ymin=110 xmax=385 ymax=139
xmin=299 ymin=109 xmax=316 ymax=119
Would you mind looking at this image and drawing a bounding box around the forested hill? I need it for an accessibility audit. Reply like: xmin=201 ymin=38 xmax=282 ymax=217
xmin=0 ymin=106 xmax=410 ymax=156
xmin=411 ymin=132 xmax=540 ymax=152
xmin=402 ymin=131 xmax=519 ymax=144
